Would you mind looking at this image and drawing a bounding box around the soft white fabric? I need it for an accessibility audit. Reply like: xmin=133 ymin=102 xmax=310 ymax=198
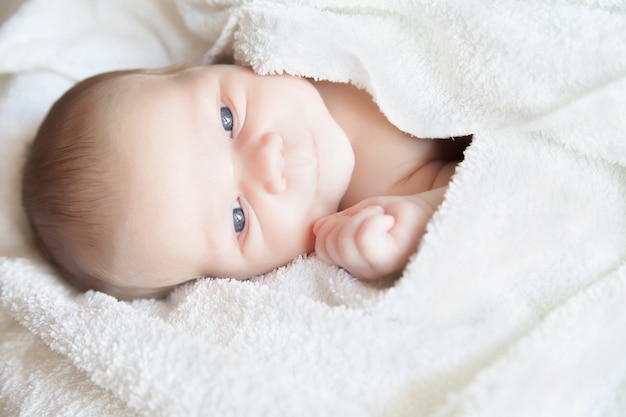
xmin=181 ymin=0 xmax=626 ymax=151
xmin=1 ymin=0 xmax=626 ymax=416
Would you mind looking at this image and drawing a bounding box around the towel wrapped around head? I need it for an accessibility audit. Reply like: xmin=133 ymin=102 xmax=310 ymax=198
xmin=0 ymin=0 xmax=626 ymax=416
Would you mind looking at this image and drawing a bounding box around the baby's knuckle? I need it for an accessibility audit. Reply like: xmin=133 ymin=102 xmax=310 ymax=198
xmin=355 ymin=233 xmax=382 ymax=265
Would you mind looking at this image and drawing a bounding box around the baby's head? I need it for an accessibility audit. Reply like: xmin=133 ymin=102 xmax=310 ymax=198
xmin=22 ymin=65 xmax=355 ymax=299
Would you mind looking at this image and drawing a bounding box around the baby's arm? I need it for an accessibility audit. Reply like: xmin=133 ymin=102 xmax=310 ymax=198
xmin=313 ymin=187 xmax=447 ymax=280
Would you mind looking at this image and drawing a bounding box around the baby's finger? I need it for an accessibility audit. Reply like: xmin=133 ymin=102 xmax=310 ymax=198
xmin=330 ymin=208 xmax=388 ymax=273
xmin=321 ymin=206 xmax=380 ymax=264
xmin=314 ymin=214 xmax=349 ymax=265
xmin=383 ymin=202 xmax=430 ymax=256
xmin=315 ymin=206 xmax=383 ymax=272
xmin=353 ymin=213 xmax=399 ymax=278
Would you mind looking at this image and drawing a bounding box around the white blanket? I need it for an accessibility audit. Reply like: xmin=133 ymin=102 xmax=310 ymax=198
xmin=1 ymin=0 xmax=626 ymax=416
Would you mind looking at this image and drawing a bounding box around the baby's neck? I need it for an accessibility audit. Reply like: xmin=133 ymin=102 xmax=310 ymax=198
xmin=312 ymin=81 xmax=466 ymax=209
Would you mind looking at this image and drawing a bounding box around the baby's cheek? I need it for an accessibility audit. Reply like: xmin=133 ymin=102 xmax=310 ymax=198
xmin=271 ymin=226 xmax=316 ymax=262
xmin=303 ymin=228 xmax=317 ymax=254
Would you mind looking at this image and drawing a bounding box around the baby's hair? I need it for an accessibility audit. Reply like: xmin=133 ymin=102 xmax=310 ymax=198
xmin=22 ymin=68 xmax=177 ymax=300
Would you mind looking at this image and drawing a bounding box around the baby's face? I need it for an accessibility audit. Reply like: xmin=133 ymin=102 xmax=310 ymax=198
xmin=93 ymin=65 xmax=354 ymax=292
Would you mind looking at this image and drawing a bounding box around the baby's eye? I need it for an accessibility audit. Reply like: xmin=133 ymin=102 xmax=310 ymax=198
xmin=221 ymin=104 xmax=234 ymax=137
xmin=233 ymin=198 xmax=246 ymax=234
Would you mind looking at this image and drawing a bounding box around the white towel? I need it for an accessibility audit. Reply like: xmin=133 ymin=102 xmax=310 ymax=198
xmin=1 ymin=0 xmax=626 ymax=416
xmin=180 ymin=1 xmax=626 ymax=150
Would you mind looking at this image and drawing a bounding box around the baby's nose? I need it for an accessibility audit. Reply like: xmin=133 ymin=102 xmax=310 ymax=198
xmin=252 ymin=133 xmax=286 ymax=194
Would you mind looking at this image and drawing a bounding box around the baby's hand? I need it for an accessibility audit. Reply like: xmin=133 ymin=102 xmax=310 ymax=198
xmin=313 ymin=194 xmax=439 ymax=280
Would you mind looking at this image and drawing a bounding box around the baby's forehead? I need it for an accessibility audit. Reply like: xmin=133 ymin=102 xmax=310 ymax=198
xmin=96 ymin=73 xmax=154 ymax=103
xmin=116 ymin=73 xmax=187 ymax=112
xmin=86 ymin=75 xmax=160 ymax=134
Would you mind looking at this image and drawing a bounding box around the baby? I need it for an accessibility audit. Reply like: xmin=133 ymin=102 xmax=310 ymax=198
xmin=22 ymin=64 xmax=470 ymax=300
